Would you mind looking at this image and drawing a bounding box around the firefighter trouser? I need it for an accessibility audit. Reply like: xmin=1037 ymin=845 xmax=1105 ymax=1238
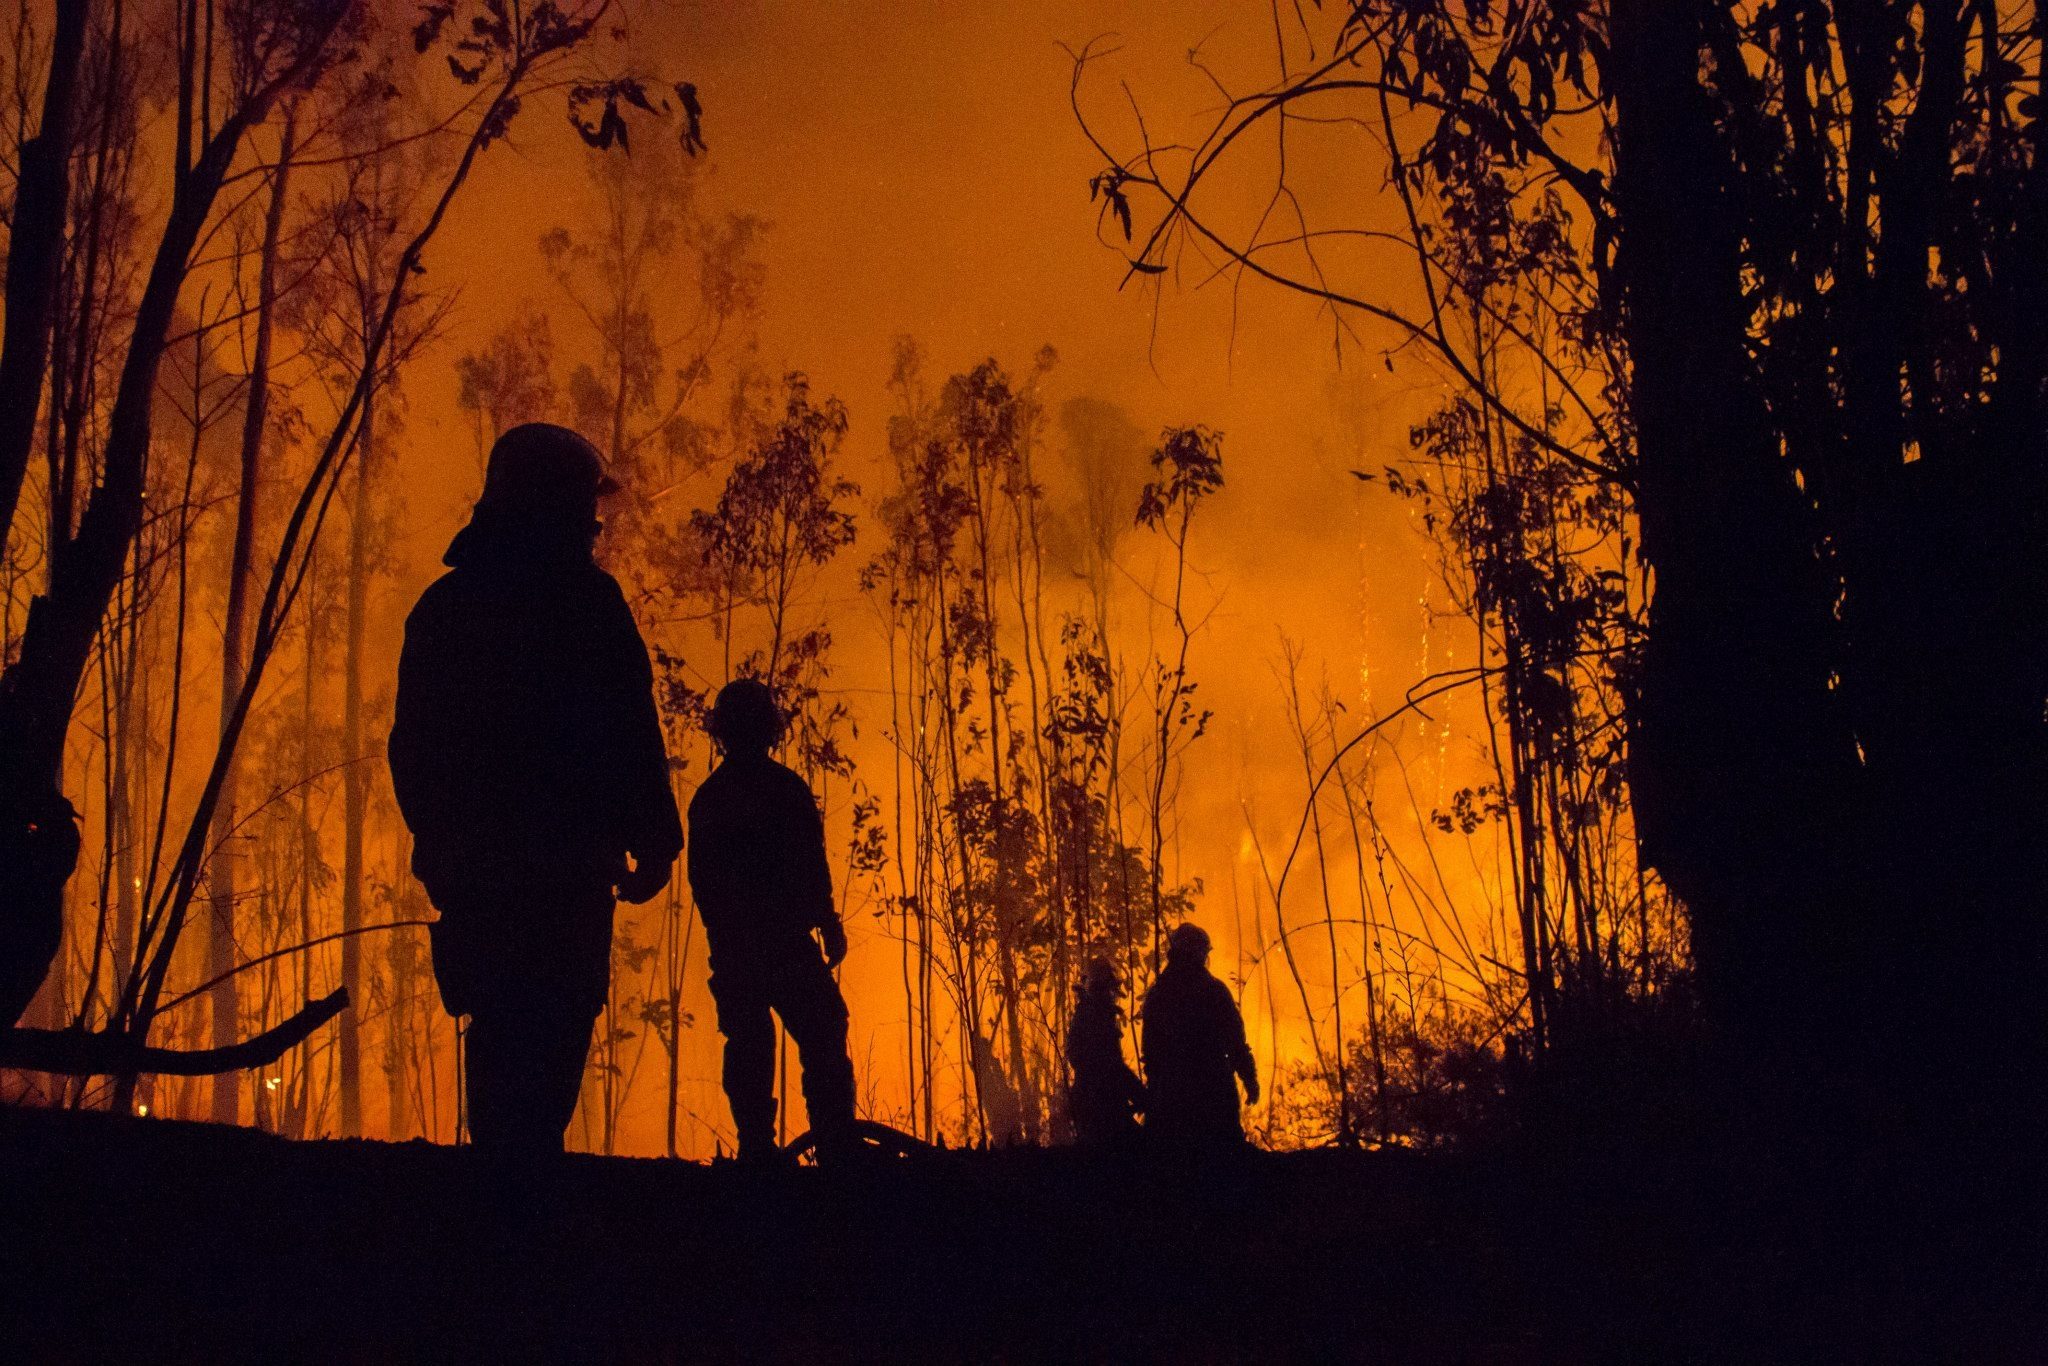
xmin=466 ymin=1000 xmax=600 ymax=1153
xmin=427 ymin=879 xmax=614 ymax=1155
xmin=708 ymin=943 xmax=856 ymax=1153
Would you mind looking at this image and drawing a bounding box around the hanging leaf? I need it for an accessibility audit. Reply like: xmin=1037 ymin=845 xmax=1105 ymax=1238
xmin=677 ymin=82 xmax=707 ymax=155
xmin=413 ymin=2 xmax=455 ymax=53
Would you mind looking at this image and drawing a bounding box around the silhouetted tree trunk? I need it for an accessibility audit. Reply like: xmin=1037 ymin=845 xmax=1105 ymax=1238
xmin=385 ymin=920 xmax=414 ymax=1141
xmin=1605 ymin=1 xmax=1875 ymax=1086
xmin=0 ymin=0 xmax=87 ymax=543
xmin=109 ymin=598 xmax=142 ymax=997
xmin=338 ymin=342 xmax=374 ymax=1137
xmin=297 ymin=569 xmax=322 ymax=1131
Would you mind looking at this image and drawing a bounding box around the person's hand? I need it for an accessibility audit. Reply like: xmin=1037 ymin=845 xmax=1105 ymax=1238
xmin=819 ymin=918 xmax=848 ymax=968
xmin=617 ymin=852 xmax=675 ymax=905
xmin=1242 ymin=1074 xmax=1261 ymax=1106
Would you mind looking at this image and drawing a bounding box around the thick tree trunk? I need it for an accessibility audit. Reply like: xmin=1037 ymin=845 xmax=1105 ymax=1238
xmin=0 ymin=2 xmax=90 ymax=1027
xmin=0 ymin=0 xmax=88 ymax=546
xmin=1607 ymin=1 xmax=1858 ymax=1071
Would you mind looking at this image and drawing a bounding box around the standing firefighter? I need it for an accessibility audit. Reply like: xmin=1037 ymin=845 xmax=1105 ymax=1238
xmin=1141 ymin=923 xmax=1259 ymax=1147
xmin=1067 ymin=956 xmax=1144 ymax=1147
xmin=389 ymin=423 xmax=681 ymax=1154
xmin=687 ymin=679 xmax=857 ymax=1163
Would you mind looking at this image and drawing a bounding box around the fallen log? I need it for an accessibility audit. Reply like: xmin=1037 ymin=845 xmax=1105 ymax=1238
xmin=0 ymin=988 xmax=348 ymax=1076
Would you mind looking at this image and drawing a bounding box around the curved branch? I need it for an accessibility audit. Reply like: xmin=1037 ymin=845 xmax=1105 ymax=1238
xmin=155 ymin=920 xmax=432 ymax=1016
xmin=1 ymin=988 xmax=348 ymax=1076
xmin=1270 ymin=665 xmax=1495 ymax=913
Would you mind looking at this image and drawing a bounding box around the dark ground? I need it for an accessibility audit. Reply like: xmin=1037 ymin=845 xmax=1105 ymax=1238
xmin=1 ymin=1101 xmax=2039 ymax=1363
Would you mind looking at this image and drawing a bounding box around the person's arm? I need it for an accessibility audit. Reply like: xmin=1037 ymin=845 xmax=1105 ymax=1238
xmin=684 ymin=786 xmax=732 ymax=921
xmin=1114 ymin=1022 xmax=1146 ymax=1111
xmin=389 ymin=590 xmax=473 ymax=905
xmin=601 ymin=579 xmax=682 ymax=903
xmin=787 ymin=773 xmax=845 ymax=965
xmin=388 ymin=592 xmax=450 ymax=845
xmin=1222 ymin=982 xmax=1260 ymax=1105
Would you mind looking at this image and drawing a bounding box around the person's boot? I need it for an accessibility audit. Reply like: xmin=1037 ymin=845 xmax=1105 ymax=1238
xmin=733 ymin=1119 xmax=787 ymax=1169
xmin=810 ymin=1116 xmax=864 ymax=1169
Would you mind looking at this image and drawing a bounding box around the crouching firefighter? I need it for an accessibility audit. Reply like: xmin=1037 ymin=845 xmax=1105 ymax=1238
xmin=687 ymin=679 xmax=858 ymax=1163
xmin=389 ymin=422 xmax=682 ymax=1154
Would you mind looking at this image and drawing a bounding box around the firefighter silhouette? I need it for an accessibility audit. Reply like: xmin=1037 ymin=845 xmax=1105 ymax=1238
xmin=687 ymin=679 xmax=857 ymax=1162
xmin=390 ymin=423 xmax=681 ymax=1153
xmin=1141 ymin=923 xmax=1259 ymax=1146
xmin=1067 ymin=956 xmax=1144 ymax=1147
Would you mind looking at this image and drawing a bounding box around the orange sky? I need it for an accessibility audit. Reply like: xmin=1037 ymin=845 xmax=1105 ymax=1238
xmin=400 ymin=0 xmax=1457 ymax=773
